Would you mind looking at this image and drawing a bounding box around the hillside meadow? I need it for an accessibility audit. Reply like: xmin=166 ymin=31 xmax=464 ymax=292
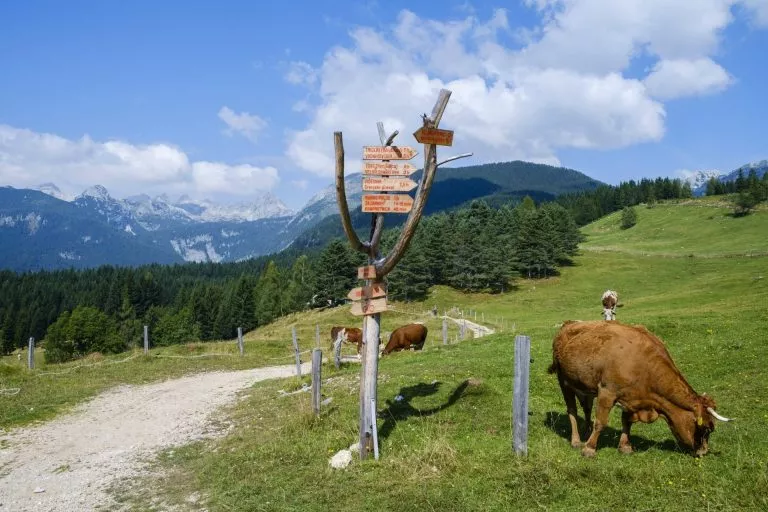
xmin=95 ymin=200 xmax=767 ymax=511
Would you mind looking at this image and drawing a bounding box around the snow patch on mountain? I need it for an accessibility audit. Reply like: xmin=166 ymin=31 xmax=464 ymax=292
xmin=170 ymin=234 xmax=224 ymax=263
xmin=36 ymin=183 xmax=74 ymax=201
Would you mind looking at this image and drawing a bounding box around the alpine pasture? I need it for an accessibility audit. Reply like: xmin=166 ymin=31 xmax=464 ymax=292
xmin=88 ymin=199 xmax=768 ymax=511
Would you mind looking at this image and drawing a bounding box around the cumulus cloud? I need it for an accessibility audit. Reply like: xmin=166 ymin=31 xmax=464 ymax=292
xmin=284 ymin=2 xmax=765 ymax=177
xmin=644 ymin=58 xmax=733 ymax=100
xmin=218 ymin=106 xmax=267 ymax=142
xmin=0 ymin=124 xmax=279 ymax=201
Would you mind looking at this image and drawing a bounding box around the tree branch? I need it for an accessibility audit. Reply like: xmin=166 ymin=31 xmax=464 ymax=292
xmin=437 ymin=152 xmax=473 ymax=168
xmin=334 ymin=131 xmax=366 ymax=254
xmin=376 ymin=89 xmax=452 ymax=278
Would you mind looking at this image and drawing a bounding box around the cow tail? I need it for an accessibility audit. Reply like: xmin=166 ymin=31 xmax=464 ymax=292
xmin=547 ymin=359 xmax=558 ymax=374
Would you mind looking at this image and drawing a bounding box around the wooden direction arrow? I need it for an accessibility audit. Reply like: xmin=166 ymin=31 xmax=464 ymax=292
xmin=357 ymin=265 xmax=377 ymax=280
xmin=347 ymin=282 xmax=387 ymax=301
xmin=362 ymin=162 xmax=418 ymax=176
xmin=362 ymin=194 xmax=414 ymax=214
xmin=362 ymin=177 xmax=418 ymax=192
xmin=362 ymin=146 xmax=418 ymax=161
xmin=413 ymin=127 xmax=454 ymax=146
xmin=350 ymin=297 xmax=388 ymax=316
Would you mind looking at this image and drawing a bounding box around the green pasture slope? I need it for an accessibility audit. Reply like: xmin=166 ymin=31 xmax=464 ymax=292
xmin=118 ymin=199 xmax=767 ymax=511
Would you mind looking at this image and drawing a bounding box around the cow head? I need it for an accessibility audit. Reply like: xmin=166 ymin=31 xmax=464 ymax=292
xmin=602 ymin=308 xmax=616 ymax=321
xmin=674 ymin=394 xmax=732 ymax=456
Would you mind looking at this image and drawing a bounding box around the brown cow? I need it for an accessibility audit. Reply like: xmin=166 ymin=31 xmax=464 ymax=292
xmin=330 ymin=326 xmax=363 ymax=354
xmin=382 ymin=323 xmax=428 ymax=355
xmin=601 ymin=290 xmax=620 ymax=320
xmin=548 ymin=320 xmax=731 ymax=457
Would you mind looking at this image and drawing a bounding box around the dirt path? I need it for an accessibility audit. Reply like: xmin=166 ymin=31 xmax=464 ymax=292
xmin=443 ymin=316 xmax=495 ymax=338
xmin=0 ymin=362 xmax=312 ymax=512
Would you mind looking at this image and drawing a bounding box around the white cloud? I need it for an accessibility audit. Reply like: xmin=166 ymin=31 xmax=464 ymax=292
xmin=284 ymin=61 xmax=318 ymax=87
xmin=0 ymin=124 xmax=279 ymax=201
xmin=644 ymin=58 xmax=734 ymax=100
xmin=284 ymin=3 xmax=765 ymax=177
xmin=291 ymin=179 xmax=309 ymax=190
xmin=218 ymin=106 xmax=267 ymax=142
xmin=741 ymin=0 xmax=768 ymax=26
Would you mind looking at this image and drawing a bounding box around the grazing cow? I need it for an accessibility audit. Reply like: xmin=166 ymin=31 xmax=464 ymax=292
xmin=330 ymin=326 xmax=363 ymax=354
xmin=382 ymin=323 xmax=428 ymax=355
xmin=601 ymin=290 xmax=620 ymax=320
xmin=548 ymin=320 xmax=731 ymax=457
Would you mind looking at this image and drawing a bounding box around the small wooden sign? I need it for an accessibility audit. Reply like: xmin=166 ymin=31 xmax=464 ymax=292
xmin=362 ymin=194 xmax=414 ymax=213
xmin=362 ymin=177 xmax=418 ymax=192
xmin=350 ymin=297 xmax=388 ymax=316
xmin=362 ymin=146 xmax=418 ymax=161
xmin=413 ymin=127 xmax=454 ymax=146
xmin=347 ymin=282 xmax=387 ymax=301
xmin=357 ymin=265 xmax=377 ymax=279
xmin=362 ymin=162 xmax=418 ymax=176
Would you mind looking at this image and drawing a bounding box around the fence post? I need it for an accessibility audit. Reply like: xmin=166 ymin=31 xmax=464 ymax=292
xmin=370 ymin=397 xmax=380 ymax=460
xmin=513 ymin=335 xmax=531 ymax=455
xmin=237 ymin=327 xmax=244 ymax=356
xmin=315 ymin=324 xmax=321 ymax=350
xmin=143 ymin=325 xmax=149 ymax=354
xmin=442 ymin=318 xmax=448 ymax=345
xmin=291 ymin=326 xmax=302 ymax=377
xmin=312 ymin=348 xmax=322 ymax=416
xmin=27 ymin=337 xmax=35 ymax=369
xmin=461 ymin=320 xmax=466 ymax=340
xmin=334 ymin=335 xmax=343 ymax=369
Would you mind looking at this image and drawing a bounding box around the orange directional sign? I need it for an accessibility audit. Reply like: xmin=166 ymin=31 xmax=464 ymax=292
xmin=362 ymin=162 xmax=418 ymax=176
xmin=362 ymin=194 xmax=414 ymax=213
xmin=347 ymin=282 xmax=387 ymax=301
xmin=357 ymin=265 xmax=377 ymax=279
xmin=350 ymin=297 xmax=388 ymax=316
xmin=363 ymin=177 xmax=418 ymax=192
xmin=413 ymin=127 xmax=454 ymax=146
xmin=362 ymin=146 xmax=418 ymax=160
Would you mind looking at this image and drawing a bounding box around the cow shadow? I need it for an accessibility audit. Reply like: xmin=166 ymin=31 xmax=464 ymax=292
xmin=544 ymin=411 xmax=681 ymax=453
xmin=377 ymin=380 xmax=470 ymax=440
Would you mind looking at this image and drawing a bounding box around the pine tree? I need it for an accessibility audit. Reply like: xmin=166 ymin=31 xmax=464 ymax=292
xmin=621 ymin=206 xmax=638 ymax=229
xmin=313 ymin=239 xmax=358 ymax=306
xmin=255 ymin=263 xmax=282 ymax=326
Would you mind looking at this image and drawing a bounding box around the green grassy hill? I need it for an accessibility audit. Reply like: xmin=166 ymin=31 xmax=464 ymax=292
xmin=4 ymin=197 xmax=767 ymax=510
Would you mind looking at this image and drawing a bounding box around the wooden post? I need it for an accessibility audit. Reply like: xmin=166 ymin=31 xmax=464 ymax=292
xmin=315 ymin=324 xmax=320 ymax=350
xmin=461 ymin=320 xmax=466 ymax=340
xmin=291 ymin=326 xmax=301 ymax=377
xmin=442 ymin=318 xmax=448 ymax=345
xmin=334 ymin=334 xmax=342 ymax=369
xmin=311 ymin=348 xmax=322 ymax=416
xmin=335 ymin=89 xmax=466 ymax=461
xmin=237 ymin=327 xmax=244 ymax=356
xmin=27 ymin=337 xmax=35 ymax=369
xmin=513 ymin=335 xmax=531 ymax=455
xmin=370 ymin=397 xmax=380 ymax=460
xmin=143 ymin=325 xmax=149 ymax=354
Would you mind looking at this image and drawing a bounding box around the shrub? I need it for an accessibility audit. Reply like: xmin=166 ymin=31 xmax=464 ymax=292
xmin=620 ymin=206 xmax=637 ymax=229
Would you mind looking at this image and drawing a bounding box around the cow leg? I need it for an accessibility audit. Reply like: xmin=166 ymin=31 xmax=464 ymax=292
xmin=582 ymin=388 xmax=616 ymax=458
xmin=618 ymin=411 xmax=634 ymax=454
xmin=557 ymin=377 xmax=583 ymax=448
xmin=577 ymin=394 xmax=594 ymax=440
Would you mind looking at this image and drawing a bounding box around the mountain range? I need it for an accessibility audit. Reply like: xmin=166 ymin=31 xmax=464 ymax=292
xmin=689 ymin=160 xmax=768 ymax=196
xmin=1 ymin=160 xmax=611 ymax=272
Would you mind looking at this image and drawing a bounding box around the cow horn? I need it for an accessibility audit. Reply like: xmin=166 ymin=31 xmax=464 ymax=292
xmin=707 ymin=407 xmax=732 ymax=422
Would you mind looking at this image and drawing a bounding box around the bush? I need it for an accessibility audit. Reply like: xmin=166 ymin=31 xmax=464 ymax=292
xmin=620 ymin=206 xmax=637 ymax=229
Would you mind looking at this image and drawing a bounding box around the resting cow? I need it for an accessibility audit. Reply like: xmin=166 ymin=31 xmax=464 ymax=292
xmin=601 ymin=290 xmax=621 ymax=320
xmin=548 ymin=320 xmax=731 ymax=457
xmin=381 ymin=324 xmax=428 ymax=355
xmin=330 ymin=326 xmax=363 ymax=354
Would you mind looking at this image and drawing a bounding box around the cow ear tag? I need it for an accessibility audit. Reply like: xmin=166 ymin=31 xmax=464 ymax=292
xmin=697 ymin=416 xmax=703 ymax=426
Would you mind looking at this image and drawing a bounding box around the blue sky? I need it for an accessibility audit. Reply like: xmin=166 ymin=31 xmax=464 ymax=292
xmin=1 ymin=0 xmax=767 ymax=210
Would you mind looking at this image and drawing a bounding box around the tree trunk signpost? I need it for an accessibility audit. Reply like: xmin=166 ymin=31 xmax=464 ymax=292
xmin=334 ymin=88 xmax=472 ymax=461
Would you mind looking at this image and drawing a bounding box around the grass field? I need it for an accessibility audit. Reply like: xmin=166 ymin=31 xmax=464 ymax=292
xmin=109 ymin=199 xmax=768 ymax=511
xmin=4 ymin=198 xmax=768 ymax=510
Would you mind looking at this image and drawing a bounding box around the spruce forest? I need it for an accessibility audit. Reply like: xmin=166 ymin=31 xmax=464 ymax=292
xmin=0 ymin=176 xmax=702 ymax=362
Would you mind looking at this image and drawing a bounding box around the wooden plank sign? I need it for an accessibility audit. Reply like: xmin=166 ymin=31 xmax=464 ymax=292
xmin=413 ymin=127 xmax=454 ymax=146
xmin=350 ymin=297 xmax=388 ymax=316
xmin=362 ymin=177 xmax=418 ymax=192
xmin=362 ymin=146 xmax=418 ymax=161
xmin=362 ymin=162 xmax=418 ymax=176
xmin=348 ymin=282 xmax=387 ymax=301
xmin=357 ymin=265 xmax=377 ymax=279
xmin=362 ymin=194 xmax=414 ymax=214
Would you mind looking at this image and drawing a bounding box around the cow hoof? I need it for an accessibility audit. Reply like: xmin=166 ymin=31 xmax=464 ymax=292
xmin=581 ymin=446 xmax=596 ymax=458
xmin=570 ymin=440 xmax=583 ymax=449
xmin=618 ymin=444 xmax=633 ymax=455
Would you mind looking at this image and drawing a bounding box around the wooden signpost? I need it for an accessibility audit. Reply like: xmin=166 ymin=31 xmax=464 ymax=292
xmin=362 ymin=177 xmax=418 ymax=192
xmin=362 ymin=162 xmax=418 ymax=176
xmin=334 ymin=88 xmax=472 ymax=461
xmin=362 ymin=194 xmax=414 ymax=213
xmin=413 ymin=127 xmax=454 ymax=146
